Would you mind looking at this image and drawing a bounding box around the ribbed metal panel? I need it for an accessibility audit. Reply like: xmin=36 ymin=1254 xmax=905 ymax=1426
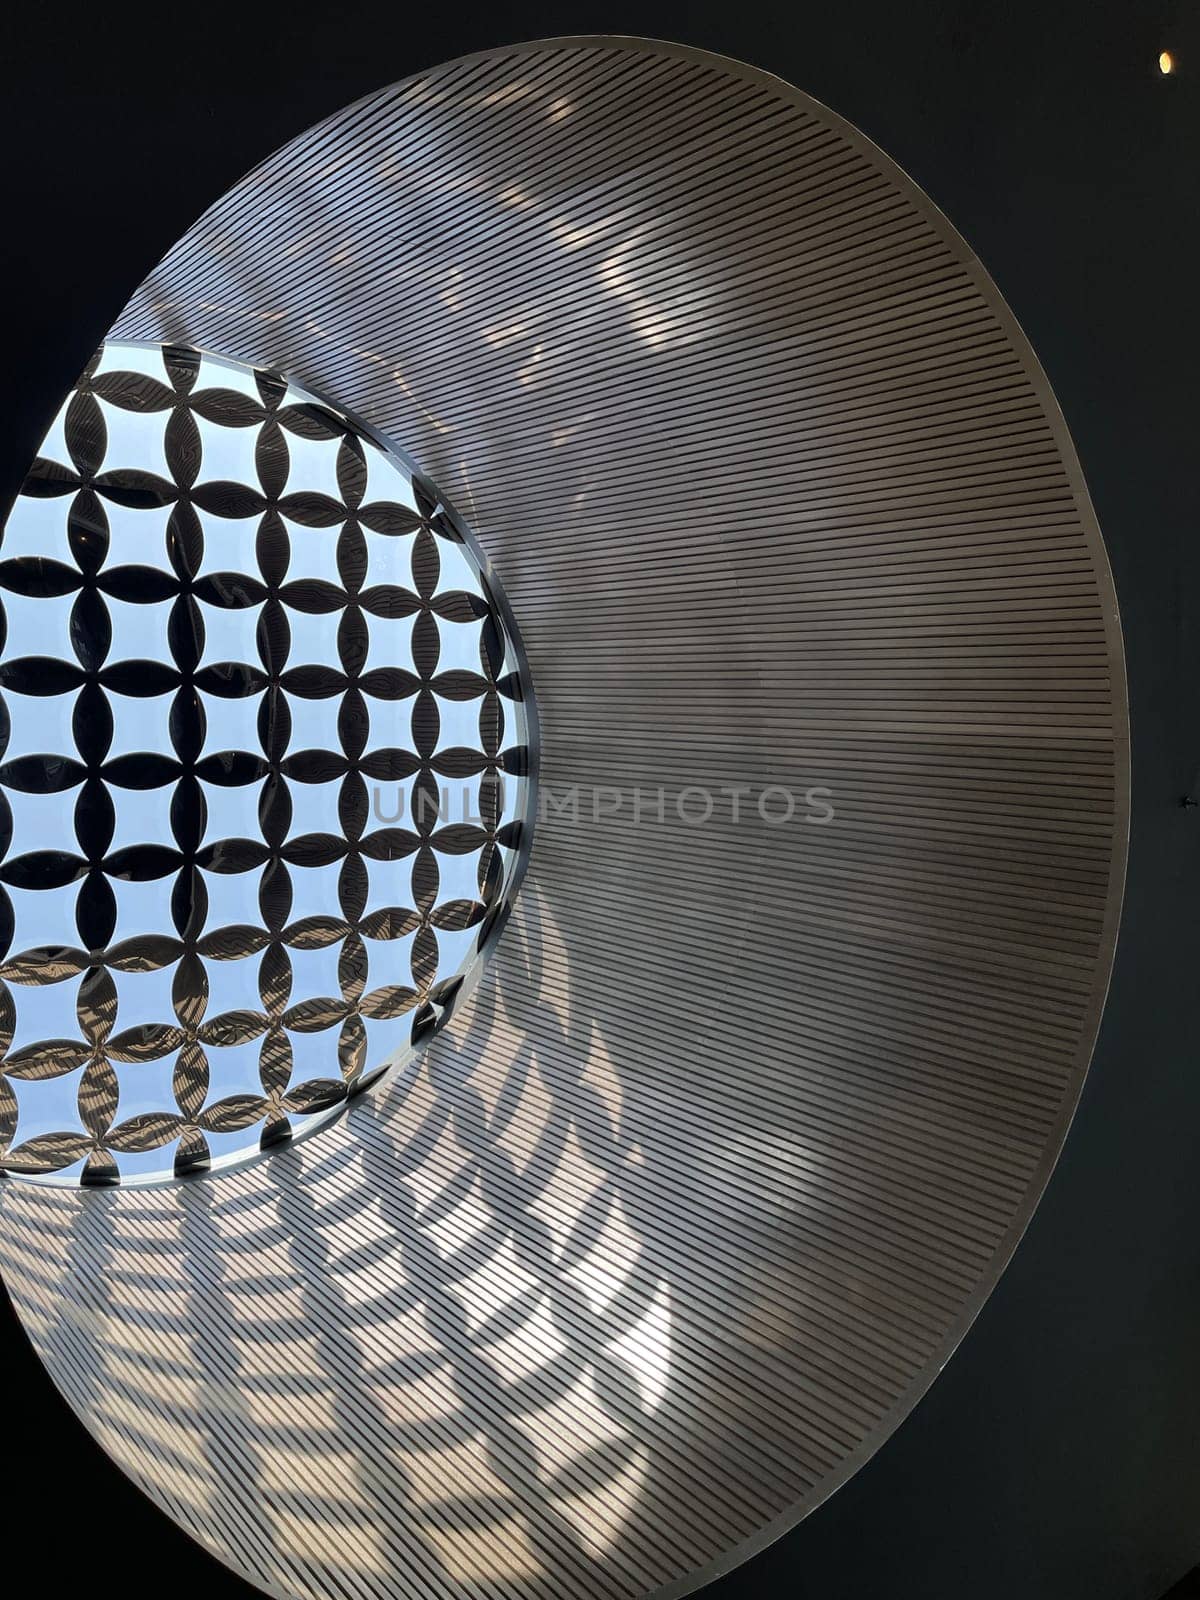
xmin=0 ymin=37 xmax=1126 ymax=1600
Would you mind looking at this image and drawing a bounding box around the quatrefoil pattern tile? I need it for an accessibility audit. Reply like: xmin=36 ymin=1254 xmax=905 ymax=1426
xmin=0 ymin=342 xmax=534 ymax=1184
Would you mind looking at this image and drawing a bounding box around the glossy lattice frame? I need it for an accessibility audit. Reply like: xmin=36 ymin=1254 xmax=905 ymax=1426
xmin=0 ymin=343 xmax=534 ymax=1184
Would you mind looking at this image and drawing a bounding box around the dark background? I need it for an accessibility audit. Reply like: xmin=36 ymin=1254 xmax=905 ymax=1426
xmin=0 ymin=2 xmax=1195 ymax=1597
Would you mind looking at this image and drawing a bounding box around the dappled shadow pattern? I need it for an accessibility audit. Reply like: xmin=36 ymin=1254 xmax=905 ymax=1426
xmin=0 ymin=887 xmax=690 ymax=1600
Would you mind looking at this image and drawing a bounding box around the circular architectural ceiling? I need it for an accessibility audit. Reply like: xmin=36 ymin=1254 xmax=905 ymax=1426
xmin=0 ymin=35 xmax=1126 ymax=1600
xmin=0 ymin=342 xmax=533 ymax=1183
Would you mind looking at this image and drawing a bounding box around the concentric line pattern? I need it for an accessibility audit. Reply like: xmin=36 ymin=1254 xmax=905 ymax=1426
xmin=0 ymin=37 xmax=1127 ymax=1600
xmin=0 ymin=342 xmax=532 ymax=1183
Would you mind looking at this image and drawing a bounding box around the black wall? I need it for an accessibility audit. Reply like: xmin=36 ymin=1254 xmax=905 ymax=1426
xmin=1 ymin=3 xmax=1195 ymax=1598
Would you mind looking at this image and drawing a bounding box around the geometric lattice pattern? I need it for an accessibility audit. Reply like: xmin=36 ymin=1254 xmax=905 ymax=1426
xmin=0 ymin=342 xmax=533 ymax=1185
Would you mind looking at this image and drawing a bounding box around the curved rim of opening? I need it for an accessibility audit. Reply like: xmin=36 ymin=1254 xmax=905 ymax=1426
xmin=0 ymin=35 xmax=1128 ymax=1600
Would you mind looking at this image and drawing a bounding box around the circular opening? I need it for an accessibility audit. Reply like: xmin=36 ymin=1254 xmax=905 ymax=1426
xmin=0 ymin=341 xmax=536 ymax=1186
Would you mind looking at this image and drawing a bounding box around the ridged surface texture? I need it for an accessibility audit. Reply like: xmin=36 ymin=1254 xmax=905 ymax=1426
xmin=0 ymin=36 xmax=1127 ymax=1600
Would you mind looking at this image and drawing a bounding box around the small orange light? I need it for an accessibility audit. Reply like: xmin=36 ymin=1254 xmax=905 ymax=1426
xmin=1159 ymin=50 xmax=1175 ymax=75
